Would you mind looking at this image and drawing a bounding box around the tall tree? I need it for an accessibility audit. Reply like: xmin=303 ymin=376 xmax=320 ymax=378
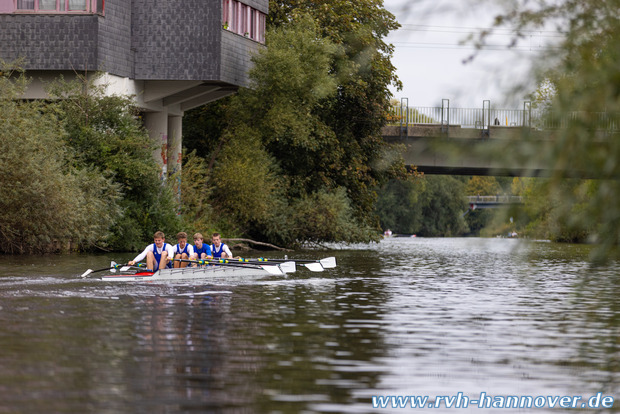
xmin=267 ymin=0 xmax=405 ymax=228
xmin=473 ymin=0 xmax=620 ymax=261
xmin=46 ymin=75 xmax=180 ymax=250
xmin=0 ymin=64 xmax=122 ymax=253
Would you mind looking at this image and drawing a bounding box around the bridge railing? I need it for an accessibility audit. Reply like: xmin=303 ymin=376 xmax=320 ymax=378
xmin=467 ymin=195 xmax=523 ymax=204
xmin=388 ymin=105 xmax=620 ymax=130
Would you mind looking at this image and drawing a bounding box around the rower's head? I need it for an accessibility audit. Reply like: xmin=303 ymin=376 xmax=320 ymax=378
xmin=193 ymin=233 xmax=204 ymax=247
xmin=212 ymin=233 xmax=222 ymax=247
xmin=153 ymin=231 xmax=165 ymax=248
xmin=176 ymin=231 xmax=188 ymax=247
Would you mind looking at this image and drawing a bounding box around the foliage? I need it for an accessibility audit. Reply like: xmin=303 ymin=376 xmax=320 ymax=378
xmin=474 ymin=0 xmax=620 ymax=261
xmin=265 ymin=1 xmax=405 ymax=228
xmin=45 ymin=74 xmax=180 ymax=251
xmin=183 ymin=98 xmax=231 ymax=159
xmin=0 ymin=64 xmax=122 ymax=253
xmin=182 ymin=7 xmax=405 ymax=247
xmin=465 ymin=176 xmax=501 ymax=196
xmin=375 ymin=177 xmax=425 ymax=234
xmin=376 ymin=175 xmax=468 ymax=236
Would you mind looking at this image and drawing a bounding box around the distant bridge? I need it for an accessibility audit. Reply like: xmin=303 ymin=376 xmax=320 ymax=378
xmin=382 ymin=99 xmax=620 ymax=178
xmin=467 ymin=195 xmax=522 ymax=209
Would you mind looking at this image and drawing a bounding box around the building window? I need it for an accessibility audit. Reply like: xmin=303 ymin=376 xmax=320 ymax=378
xmin=16 ymin=0 xmax=34 ymax=9
xmin=222 ymin=0 xmax=265 ymax=44
xmin=14 ymin=0 xmax=103 ymax=13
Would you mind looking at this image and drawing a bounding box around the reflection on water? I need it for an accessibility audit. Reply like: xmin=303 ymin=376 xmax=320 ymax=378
xmin=0 ymin=238 xmax=618 ymax=413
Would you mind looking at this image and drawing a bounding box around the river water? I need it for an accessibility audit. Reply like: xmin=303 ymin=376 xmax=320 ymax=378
xmin=0 ymin=237 xmax=618 ymax=413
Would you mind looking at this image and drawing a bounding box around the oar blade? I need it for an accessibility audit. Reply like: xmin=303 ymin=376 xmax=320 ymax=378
xmin=279 ymin=261 xmax=296 ymax=274
xmin=302 ymin=262 xmax=324 ymax=272
xmin=260 ymin=265 xmax=284 ymax=275
xmin=319 ymin=257 xmax=337 ymax=268
xmin=80 ymin=269 xmax=94 ymax=278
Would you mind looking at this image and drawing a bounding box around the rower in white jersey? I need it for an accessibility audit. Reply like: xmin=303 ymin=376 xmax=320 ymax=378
xmin=211 ymin=233 xmax=233 ymax=259
xmin=129 ymin=231 xmax=174 ymax=271
xmin=173 ymin=231 xmax=195 ymax=268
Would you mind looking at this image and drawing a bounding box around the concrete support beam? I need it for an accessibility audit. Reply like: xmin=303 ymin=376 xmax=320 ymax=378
xmin=143 ymin=81 xmax=203 ymax=103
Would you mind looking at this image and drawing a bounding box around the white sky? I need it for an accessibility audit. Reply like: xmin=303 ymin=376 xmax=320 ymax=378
xmin=383 ymin=0 xmax=557 ymax=109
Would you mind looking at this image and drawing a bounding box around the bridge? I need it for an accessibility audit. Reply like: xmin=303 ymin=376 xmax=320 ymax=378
xmin=382 ymin=99 xmax=619 ymax=178
xmin=467 ymin=195 xmax=522 ymax=210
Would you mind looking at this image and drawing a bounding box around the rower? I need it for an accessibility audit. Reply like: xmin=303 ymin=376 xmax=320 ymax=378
xmin=191 ymin=233 xmax=212 ymax=261
xmin=211 ymin=233 xmax=233 ymax=259
xmin=129 ymin=231 xmax=174 ymax=271
xmin=173 ymin=232 xmax=195 ymax=268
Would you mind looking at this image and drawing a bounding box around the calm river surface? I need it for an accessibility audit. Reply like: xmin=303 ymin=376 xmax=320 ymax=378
xmin=0 ymin=237 xmax=618 ymax=413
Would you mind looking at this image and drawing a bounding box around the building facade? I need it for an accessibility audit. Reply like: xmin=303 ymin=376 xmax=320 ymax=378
xmin=0 ymin=0 xmax=267 ymax=177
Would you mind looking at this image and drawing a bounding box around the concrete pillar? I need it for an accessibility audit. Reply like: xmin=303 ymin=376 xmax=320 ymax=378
xmin=168 ymin=115 xmax=183 ymax=176
xmin=168 ymin=115 xmax=183 ymax=206
xmin=144 ymin=110 xmax=169 ymax=180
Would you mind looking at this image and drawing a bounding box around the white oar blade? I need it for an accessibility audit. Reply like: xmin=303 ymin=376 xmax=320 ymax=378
xmin=303 ymin=262 xmax=324 ymax=272
xmin=260 ymin=265 xmax=284 ymax=275
xmin=80 ymin=269 xmax=93 ymax=278
xmin=319 ymin=257 xmax=337 ymax=268
xmin=279 ymin=261 xmax=296 ymax=274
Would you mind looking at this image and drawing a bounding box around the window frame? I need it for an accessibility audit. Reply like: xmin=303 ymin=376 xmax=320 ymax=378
xmin=13 ymin=0 xmax=104 ymax=14
xmin=222 ymin=0 xmax=266 ymax=44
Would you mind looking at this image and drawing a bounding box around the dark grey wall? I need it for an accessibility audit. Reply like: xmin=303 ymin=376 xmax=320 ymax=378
xmin=0 ymin=0 xmax=268 ymax=85
xmin=0 ymin=14 xmax=98 ymax=70
xmin=97 ymin=0 xmax=133 ymax=77
xmin=131 ymin=0 xmax=221 ymax=80
xmin=221 ymin=29 xmax=261 ymax=87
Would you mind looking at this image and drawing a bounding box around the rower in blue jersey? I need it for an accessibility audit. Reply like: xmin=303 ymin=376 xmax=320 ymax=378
xmin=211 ymin=233 xmax=233 ymax=259
xmin=129 ymin=231 xmax=174 ymax=271
xmin=173 ymin=231 xmax=195 ymax=268
xmin=191 ymin=233 xmax=212 ymax=260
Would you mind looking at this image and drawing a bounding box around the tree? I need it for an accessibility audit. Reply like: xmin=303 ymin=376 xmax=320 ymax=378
xmin=267 ymin=0 xmax=405 ymax=228
xmin=46 ymin=74 xmax=180 ymax=251
xmin=0 ymin=63 xmax=122 ymax=253
xmin=465 ymin=176 xmax=501 ymax=196
xmin=473 ymin=0 xmax=620 ymax=261
xmin=376 ymin=175 xmax=469 ymax=237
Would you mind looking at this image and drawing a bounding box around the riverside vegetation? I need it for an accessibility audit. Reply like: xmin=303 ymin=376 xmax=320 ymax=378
xmin=1 ymin=0 xmax=620 ymax=261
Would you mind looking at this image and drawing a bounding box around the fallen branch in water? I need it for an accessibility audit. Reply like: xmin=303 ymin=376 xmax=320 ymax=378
xmin=222 ymin=238 xmax=292 ymax=252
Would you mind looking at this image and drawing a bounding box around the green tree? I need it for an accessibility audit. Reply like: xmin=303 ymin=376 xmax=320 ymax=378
xmin=472 ymin=0 xmax=620 ymax=260
xmin=0 ymin=64 xmax=122 ymax=253
xmin=268 ymin=0 xmax=404 ymax=226
xmin=46 ymin=74 xmax=180 ymax=250
xmin=465 ymin=176 xmax=501 ymax=196
xmin=376 ymin=177 xmax=425 ymax=234
xmin=376 ymin=175 xmax=468 ymax=237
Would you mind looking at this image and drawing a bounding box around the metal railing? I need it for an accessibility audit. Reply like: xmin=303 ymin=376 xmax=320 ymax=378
xmin=467 ymin=195 xmax=523 ymax=204
xmin=388 ymin=103 xmax=620 ymax=131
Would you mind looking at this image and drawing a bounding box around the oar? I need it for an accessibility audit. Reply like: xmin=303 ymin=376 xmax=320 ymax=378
xmin=80 ymin=261 xmax=147 ymax=278
xmin=250 ymin=256 xmax=337 ymax=270
xmin=234 ymin=258 xmax=297 ymax=273
xmin=172 ymin=258 xmax=284 ymax=275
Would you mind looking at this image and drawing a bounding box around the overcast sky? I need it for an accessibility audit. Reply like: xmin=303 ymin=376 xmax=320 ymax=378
xmin=382 ymin=0 xmax=556 ymax=109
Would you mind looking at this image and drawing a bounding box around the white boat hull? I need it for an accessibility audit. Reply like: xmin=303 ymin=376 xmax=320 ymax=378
xmin=100 ymin=264 xmax=281 ymax=282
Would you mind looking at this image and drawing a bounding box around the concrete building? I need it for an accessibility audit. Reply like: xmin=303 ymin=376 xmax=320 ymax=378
xmin=0 ymin=0 xmax=267 ymax=178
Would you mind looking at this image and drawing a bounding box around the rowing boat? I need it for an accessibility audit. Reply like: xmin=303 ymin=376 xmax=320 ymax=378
xmin=79 ymin=256 xmax=336 ymax=282
xmin=99 ymin=262 xmax=291 ymax=282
